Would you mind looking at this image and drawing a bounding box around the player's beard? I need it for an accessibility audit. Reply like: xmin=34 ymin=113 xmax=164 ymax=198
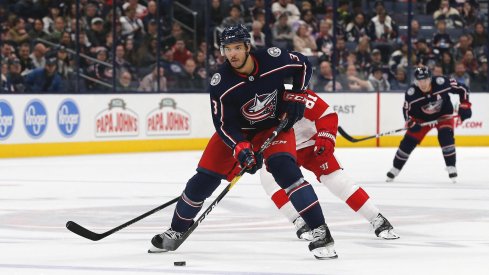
xmin=229 ymin=52 xmax=249 ymax=70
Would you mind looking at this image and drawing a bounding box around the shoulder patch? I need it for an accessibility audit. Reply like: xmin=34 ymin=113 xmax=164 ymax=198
xmin=436 ymin=77 xmax=445 ymax=85
xmin=267 ymin=47 xmax=281 ymax=57
xmin=210 ymin=73 xmax=221 ymax=86
xmin=407 ymin=87 xmax=415 ymax=96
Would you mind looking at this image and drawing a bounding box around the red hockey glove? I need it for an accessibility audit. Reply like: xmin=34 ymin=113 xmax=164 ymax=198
xmin=406 ymin=118 xmax=422 ymax=132
xmin=314 ymin=130 xmax=336 ymax=162
xmin=458 ymin=101 xmax=472 ymax=122
xmin=233 ymin=141 xmax=263 ymax=174
xmin=281 ymin=90 xmax=307 ymax=131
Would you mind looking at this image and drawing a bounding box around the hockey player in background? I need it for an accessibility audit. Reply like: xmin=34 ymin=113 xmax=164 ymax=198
xmin=148 ymin=25 xmax=338 ymax=259
xmin=261 ymin=85 xmax=399 ymax=241
xmin=386 ymin=67 xmax=472 ymax=183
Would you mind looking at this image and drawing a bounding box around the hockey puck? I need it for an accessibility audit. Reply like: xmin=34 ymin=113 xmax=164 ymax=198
xmin=174 ymin=261 xmax=186 ymax=266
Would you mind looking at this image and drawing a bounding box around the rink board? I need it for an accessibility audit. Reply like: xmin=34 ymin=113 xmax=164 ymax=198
xmin=0 ymin=93 xmax=488 ymax=157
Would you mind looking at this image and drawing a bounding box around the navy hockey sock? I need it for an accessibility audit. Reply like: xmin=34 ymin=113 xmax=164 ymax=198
xmin=171 ymin=172 xmax=221 ymax=232
xmin=438 ymin=127 xmax=456 ymax=167
xmin=393 ymin=135 xmax=418 ymax=170
xmin=267 ymin=154 xmax=325 ymax=229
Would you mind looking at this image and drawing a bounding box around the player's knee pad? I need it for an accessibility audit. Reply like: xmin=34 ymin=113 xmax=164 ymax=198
xmin=183 ymin=172 xmax=221 ymax=202
xmin=438 ymin=127 xmax=455 ymax=147
xmin=266 ymin=153 xmax=303 ymax=189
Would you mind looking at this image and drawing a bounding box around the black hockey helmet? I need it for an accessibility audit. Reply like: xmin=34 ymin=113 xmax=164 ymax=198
xmin=414 ymin=67 xmax=431 ymax=80
xmin=220 ymin=24 xmax=250 ymax=55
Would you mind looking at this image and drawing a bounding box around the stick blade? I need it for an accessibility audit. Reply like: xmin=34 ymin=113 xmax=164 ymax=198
xmin=66 ymin=221 xmax=104 ymax=241
xmin=337 ymin=126 xmax=359 ymax=143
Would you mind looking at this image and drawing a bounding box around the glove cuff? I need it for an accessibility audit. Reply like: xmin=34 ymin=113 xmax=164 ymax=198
xmin=460 ymin=101 xmax=471 ymax=109
xmin=283 ymin=91 xmax=307 ymax=104
xmin=233 ymin=141 xmax=252 ymax=158
xmin=317 ymin=130 xmax=336 ymax=144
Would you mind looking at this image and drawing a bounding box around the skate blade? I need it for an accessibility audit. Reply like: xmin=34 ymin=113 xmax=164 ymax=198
xmin=148 ymin=245 xmax=169 ymax=253
xmin=314 ymin=253 xmax=338 ymax=260
xmin=378 ymin=229 xmax=400 ymax=240
xmin=312 ymin=246 xmax=338 ymax=260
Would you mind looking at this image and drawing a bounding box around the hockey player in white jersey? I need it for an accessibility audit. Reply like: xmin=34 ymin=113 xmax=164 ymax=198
xmin=260 ymin=85 xmax=399 ymax=240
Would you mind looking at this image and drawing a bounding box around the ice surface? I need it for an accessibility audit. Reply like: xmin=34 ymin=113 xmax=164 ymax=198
xmin=1 ymin=147 xmax=488 ymax=275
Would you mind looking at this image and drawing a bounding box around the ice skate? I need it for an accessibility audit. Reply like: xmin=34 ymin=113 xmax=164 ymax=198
xmin=447 ymin=166 xmax=457 ymax=183
xmin=293 ymin=217 xmax=313 ymax=241
xmin=148 ymin=228 xmax=183 ymax=253
xmin=386 ymin=167 xmax=400 ymax=182
xmin=371 ymin=213 xmax=399 ymax=240
xmin=308 ymin=225 xmax=338 ymax=259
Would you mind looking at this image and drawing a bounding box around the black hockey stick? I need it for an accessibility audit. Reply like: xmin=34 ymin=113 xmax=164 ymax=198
xmin=66 ymin=196 xmax=179 ymax=241
xmin=338 ymin=115 xmax=457 ymax=143
xmin=169 ymin=118 xmax=289 ymax=251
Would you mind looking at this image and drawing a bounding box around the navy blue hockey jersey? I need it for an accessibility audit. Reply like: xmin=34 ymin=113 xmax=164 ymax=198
xmin=209 ymin=47 xmax=312 ymax=148
xmin=403 ymin=76 xmax=469 ymax=122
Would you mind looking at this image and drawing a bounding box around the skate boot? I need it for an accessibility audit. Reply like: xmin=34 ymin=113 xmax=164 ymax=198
xmin=148 ymin=228 xmax=184 ymax=253
xmin=447 ymin=166 xmax=457 ymax=183
xmin=371 ymin=213 xmax=400 ymax=240
xmin=293 ymin=217 xmax=313 ymax=241
xmin=308 ymin=225 xmax=338 ymax=259
xmin=386 ymin=167 xmax=400 ymax=182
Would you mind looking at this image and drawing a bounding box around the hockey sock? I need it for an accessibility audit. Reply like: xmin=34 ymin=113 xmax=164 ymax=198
xmin=393 ymin=135 xmax=418 ymax=170
xmin=171 ymin=172 xmax=221 ymax=232
xmin=267 ymin=155 xmax=325 ymax=229
xmin=271 ymin=189 xmax=299 ymax=223
xmin=438 ymin=127 xmax=456 ymax=167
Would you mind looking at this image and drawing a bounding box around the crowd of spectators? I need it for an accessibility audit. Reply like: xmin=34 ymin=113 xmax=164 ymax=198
xmin=1 ymin=0 xmax=488 ymax=93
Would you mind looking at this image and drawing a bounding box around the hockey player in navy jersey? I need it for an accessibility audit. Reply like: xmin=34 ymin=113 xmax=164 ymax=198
xmin=386 ymin=67 xmax=472 ymax=183
xmin=261 ymin=85 xmax=399 ymax=240
xmin=148 ymin=25 xmax=338 ymax=259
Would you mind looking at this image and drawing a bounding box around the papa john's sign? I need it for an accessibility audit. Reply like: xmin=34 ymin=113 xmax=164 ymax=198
xmin=146 ymin=98 xmax=191 ymax=136
xmin=95 ymin=98 xmax=139 ymax=137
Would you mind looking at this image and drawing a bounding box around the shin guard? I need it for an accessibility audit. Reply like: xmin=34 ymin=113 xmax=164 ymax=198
xmin=393 ymin=135 xmax=418 ymax=170
xmin=438 ymin=127 xmax=456 ymax=167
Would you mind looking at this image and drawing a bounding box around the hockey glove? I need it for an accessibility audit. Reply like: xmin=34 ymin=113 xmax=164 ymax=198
xmin=281 ymin=90 xmax=307 ymax=131
xmin=458 ymin=101 xmax=472 ymax=122
xmin=314 ymin=130 xmax=336 ymax=162
xmin=233 ymin=141 xmax=263 ymax=174
xmin=406 ymin=118 xmax=422 ymax=132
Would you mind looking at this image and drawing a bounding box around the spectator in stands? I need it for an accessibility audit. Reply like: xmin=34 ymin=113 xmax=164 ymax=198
xmin=272 ymin=13 xmax=294 ymax=49
xmin=336 ymin=0 xmax=351 ymax=29
xmin=451 ymin=62 xmax=470 ymax=87
xmin=293 ymin=23 xmax=317 ymax=56
xmin=341 ymin=64 xmax=372 ymax=91
xmin=433 ymin=0 xmax=463 ymax=28
xmin=432 ymin=20 xmax=453 ymax=56
xmin=316 ymin=19 xmax=334 ymax=60
xmin=389 ymin=42 xmax=410 ymax=72
xmin=459 ymin=1 xmax=479 ymax=28
xmin=120 ymin=7 xmax=145 ymax=42
xmin=85 ymin=47 xmax=111 ymax=91
xmin=210 ymin=0 xmax=226 ymax=27
xmin=8 ymin=17 xmax=30 ymax=45
xmin=6 ymin=58 xmax=25 ymax=92
xmin=366 ymin=48 xmax=383 ymax=75
xmin=249 ymin=20 xmax=267 ymax=50
xmin=60 ymin=31 xmax=74 ymax=49
xmin=123 ymin=0 xmax=148 ymax=19
xmin=368 ymin=66 xmax=390 ymax=91
xmin=471 ymin=22 xmax=487 ymax=50
xmin=48 ymin=17 xmax=66 ymax=43
xmin=30 ymin=43 xmax=47 ymax=69
xmin=159 ymin=44 xmax=186 ymax=89
xmin=333 ymin=35 xmax=349 ymax=67
xmin=136 ymin=37 xmax=157 ymax=67
xmin=313 ymin=60 xmax=339 ymax=92
xmin=228 ymin=0 xmax=251 ymax=22
xmin=454 ymin=34 xmax=471 ymax=61
xmin=114 ymin=44 xmax=136 ymax=78
xmin=301 ymin=9 xmax=318 ymax=35
xmin=87 ymin=17 xmax=107 ymax=47
xmin=123 ymin=38 xmax=140 ymax=69
xmin=367 ymin=9 xmax=398 ymax=43
xmin=1 ymin=61 xmax=13 ymax=93
xmin=24 ymin=52 xmax=63 ymax=93
xmin=179 ymin=58 xmax=204 ymax=90
xmin=354 ymin=36 xmax=372 ymax=76
xmin=221 ymin=5 xmax=244 ymax=28
xmin=471 ymin=55 xmax=488 ymax=92
xmin=249 ymin=0 xmax=268 ymax=22
xmin=415 ymin=38 xmax=436 ymax=67
xmin=272 ymin=0 xmax=300 ymax=26
xmin=143 ymin=1 xmax=166 ymax=33
xmin=345 ymin=12 xmax=367 ymax=43
xmin=17 ymin=43 xmax=33 ymax=74
xmin=28 ymin=19 xmax=49 ymax=45
xmin=462 ymin=49 xmax=478 ymax=77
xmin=139 ymin=64 xmax=167 ymax=92
xmin=169 ymin=22 xmax=192 ymax=50
xmin=43 ymin=4 xmax=61 ymax=34
xmin=404 ymin=19 xmax=420 ymax=46
xmin=56 ymin=46 xmax=73 ymax=80
xmin=172 ymin=39 xmax=193 ymax=66
xmin=117 ymin=70 xmax=138 ymax=91
xmin=432 ymin=64 xmax=444 ymax=76
xmin=389 ymin=67 xmax=409 ymax=90
xmin=441 ymin=51 xmax=455 ymax=75
xmin=82 ymin=3 xmax=99 ymax=32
